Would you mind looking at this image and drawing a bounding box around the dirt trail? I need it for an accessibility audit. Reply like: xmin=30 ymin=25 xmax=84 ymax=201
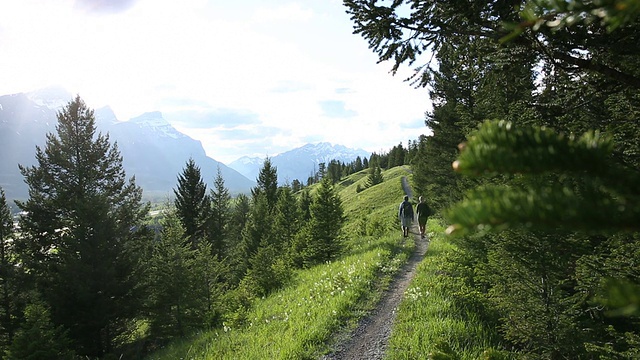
xmin=321 ymin=176 xmax=427 ymax=360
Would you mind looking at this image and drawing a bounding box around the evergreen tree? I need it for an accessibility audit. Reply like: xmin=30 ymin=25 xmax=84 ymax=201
xmin=298 ymin=188 xmax=312 ymax=223
xmin=238 ymin=194 xmax=273 ymax=278
xmin=174 ymin=158 xmax=210 ymax=246
xmin=252 ymin=157 xmax=278 ymax=211
xmin=291 ymin=179 xmax=303 ymax=193
xmin=6 ymin=301 xmax=74 ymax=360
xmin=365 ymin=161 xmax=384 ymax=188
xmin=226 ymin=193 xmax=251 ymax=286
xmin=298 ymin=178 xmax=345 ymax=266
xmin=14 ymin=95 xmax=152 ymax=356
xmin=238 ymin=193 xmax=276 ymax=295
xmin=146 ymin=210 xmax=210 ymax=340
xmin=0 ymin=188 xmax=20 ymax=351
xmin=209 ymin=166 xmax=230 ymax=257
xmin=354 ymin=156 xmax=364 ymax=172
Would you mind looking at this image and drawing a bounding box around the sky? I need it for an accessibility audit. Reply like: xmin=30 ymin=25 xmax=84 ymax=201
xmin=0 ymin=0 xmax=432 ymax=164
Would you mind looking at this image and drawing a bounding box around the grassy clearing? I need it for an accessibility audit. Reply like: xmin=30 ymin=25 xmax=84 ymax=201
xmin=387 ymin=220 xmax=503 ymax=360
xmin=147 ymin=167 xmax=414 ymax=359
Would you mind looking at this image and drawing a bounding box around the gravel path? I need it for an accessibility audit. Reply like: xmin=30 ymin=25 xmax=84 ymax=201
xmin=320 ymin=176 xmax=428 ymax=360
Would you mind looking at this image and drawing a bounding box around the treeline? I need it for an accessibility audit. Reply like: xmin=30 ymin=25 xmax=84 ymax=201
xmin=347 ymin=0 xmax=640 ymax=358
xmin=296 ymin=140 xmax=418 ymax=191
xmin=0 ymin=97 xmax=346 ymax=358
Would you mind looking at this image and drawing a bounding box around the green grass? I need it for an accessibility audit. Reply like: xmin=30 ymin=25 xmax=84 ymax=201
xmin=387 ymin=220 xmax=504 ymax=360
xmin=146 ymin=167 xmax=415 ymax=359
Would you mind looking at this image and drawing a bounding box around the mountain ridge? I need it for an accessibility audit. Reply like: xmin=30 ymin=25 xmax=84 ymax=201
xmin=229 ymin=142 xmax=370 ymax=184
xmin=0 ymin=87 xmax=372 ymax=200
xmin=0 ymin=89 xmax=254 ymax=201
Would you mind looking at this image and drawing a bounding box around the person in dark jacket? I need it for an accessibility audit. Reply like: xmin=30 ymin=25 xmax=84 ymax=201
xmin=415 ymin=196 xmax=431 ymax=239
xmin=398 ymin=195 xmax=414 ymax=237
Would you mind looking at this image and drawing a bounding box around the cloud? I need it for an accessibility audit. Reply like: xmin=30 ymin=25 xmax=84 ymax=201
xmin=400 ymin=118 xmax=427 ymax=129
xmin=217 ymin=125 xmax=287 ymax=141
xmin=74 ymin=0 xmax=138 ymax=14
xmin=319 ymin=100 xmax=357 ymax=118
xmin=335 ymin=88 xmax=354 ymax=94
xmin=271 ymin=81 xmax=313 ymax=94
xmin=165 ymin=109 xmax=261 ymax=129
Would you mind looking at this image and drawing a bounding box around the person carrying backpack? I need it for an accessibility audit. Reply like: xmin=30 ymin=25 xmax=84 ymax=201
xmin=415 ymin=195 xmax=432 ymax=239
xmin=398 ymin=195 xmax=414 ymax=237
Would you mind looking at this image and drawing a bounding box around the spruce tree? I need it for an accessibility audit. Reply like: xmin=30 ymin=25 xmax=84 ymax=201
xmin=209 ymin=166 xmax=230 ymax=257
xmin=0 ymin=188 xmax=20 ymax=352
xmin=300 ymin=178 xmax=345 ymax=266
xmin=6 ymin=301 xmax=74 ymax=360
xmin=365 ymin=161 xmax=383 ymax=188
xmin=226 ymin=193 xmax=251 ymax=286
xmin=14 ymin=95 xmax=151 ymax=356
xmin=174 ymin=158 xmax=210 ymax=246
xmin=252 ymin=158 xmax=278 ymax=211
xmin=146 ymin=210 xmax=210 ymax=339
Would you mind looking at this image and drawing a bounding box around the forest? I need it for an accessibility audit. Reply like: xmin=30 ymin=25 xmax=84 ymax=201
xmin=343 ymin=0 xmax=640 ymax=358
xmin=1 ymin=0 xmax=640 ymax=359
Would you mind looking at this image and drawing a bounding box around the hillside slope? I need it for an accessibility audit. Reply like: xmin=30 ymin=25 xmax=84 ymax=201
xmin=148 ymin=166 xmax=416 ymax=359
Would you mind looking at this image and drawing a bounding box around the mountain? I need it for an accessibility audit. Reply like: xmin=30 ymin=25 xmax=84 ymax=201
xmin=229 ymin=142 xmax=371 ymax=184
xmin=0 ymin=89 xmax=255 ymax=201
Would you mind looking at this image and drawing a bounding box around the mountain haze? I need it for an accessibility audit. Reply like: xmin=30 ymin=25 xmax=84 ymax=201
xmin=0 ymin=88 xmax=255 ymax=201
xmin=230 ymin=142 xmax=371 ymax=184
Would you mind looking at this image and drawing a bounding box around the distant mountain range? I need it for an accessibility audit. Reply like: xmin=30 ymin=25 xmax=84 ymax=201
xmin=0 ymin=87 xmax=371 ymax=201
xmin=229 ymin=143 xmax=370 ymax=184
xmin=0 ymin=88 xmax=254 ymax=201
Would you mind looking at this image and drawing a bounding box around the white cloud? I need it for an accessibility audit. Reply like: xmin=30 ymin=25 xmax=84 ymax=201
xmin=0 ymin=0 xmax=431 ymax=164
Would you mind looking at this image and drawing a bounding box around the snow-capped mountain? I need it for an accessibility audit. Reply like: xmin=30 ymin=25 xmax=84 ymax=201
xmin=0 ymin=89 xmax=255 ymax=201
xmin=229 ymin=142 xmax=370 ymax=184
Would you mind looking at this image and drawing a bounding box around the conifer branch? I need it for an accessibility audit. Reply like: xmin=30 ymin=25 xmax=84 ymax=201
xmin=448 ymin=120 xmax=640 ymax=236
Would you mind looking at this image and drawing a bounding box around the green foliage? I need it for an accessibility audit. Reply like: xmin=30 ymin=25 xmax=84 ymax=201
xmin=6 ymin=301 xmax=74 ymax=360
xmin=388 ymin=220 xmax=501 ymax=360
xmin=296 ymin=178 xmax=345 ymax=267
xmin=252 ymin=157 xmax=278 ymax=211
xmin=15 ymin=95 xmax=152 ymax=357
xmin=173 ymin=158 xmax=210 ymax=245
xmin=209 ymin=166 xmax=231 ymax=257
xmin=365 ymin=163 xmax=384 ymax=188
xmin=447 ymin=120 xmax=640 ymax=235
xmin=145 ymin=210 xmax=212 ymax=340
xmin=506 ymin=0 xmax=640 ymax=39
xmin=0 ymin=188 xmax=21 ymax=352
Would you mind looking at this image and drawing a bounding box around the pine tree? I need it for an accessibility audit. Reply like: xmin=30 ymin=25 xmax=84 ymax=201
xmin=146 ymin=210 xmax=210 ymax=339
xmin=299 ymin=178 xmax=345 ymax=266
xmin=6 ymin=301 xmax=75 ymax=360
xmin=174 ymin=158 xmax=210 ymax=246
xmin=366 ymin=161 xmax=384 ymax=188
xmin=209 ymin=166 xmax=230 ymax=257
xmin=0 ymin=188 xmax=20 ymax=352
xmin=14 ymin=95 xmax=152 ymax=356
xmin=298 ymin=188 xmax=312 ymax=222
xmin=226 ymin=193 xmax=251 ymax=286
xmin=252 ymin=158 xmax=278 ymax=211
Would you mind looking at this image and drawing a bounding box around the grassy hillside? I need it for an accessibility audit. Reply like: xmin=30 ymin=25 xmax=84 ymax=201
xmin=147 ymin=166 xmax=415 ymax=359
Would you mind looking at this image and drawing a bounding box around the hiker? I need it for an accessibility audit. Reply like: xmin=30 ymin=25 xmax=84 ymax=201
xmin=398 ymin=195 xmax=414 ymax=237
xmin=415 ymin=196 xmax=431 ymax=239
